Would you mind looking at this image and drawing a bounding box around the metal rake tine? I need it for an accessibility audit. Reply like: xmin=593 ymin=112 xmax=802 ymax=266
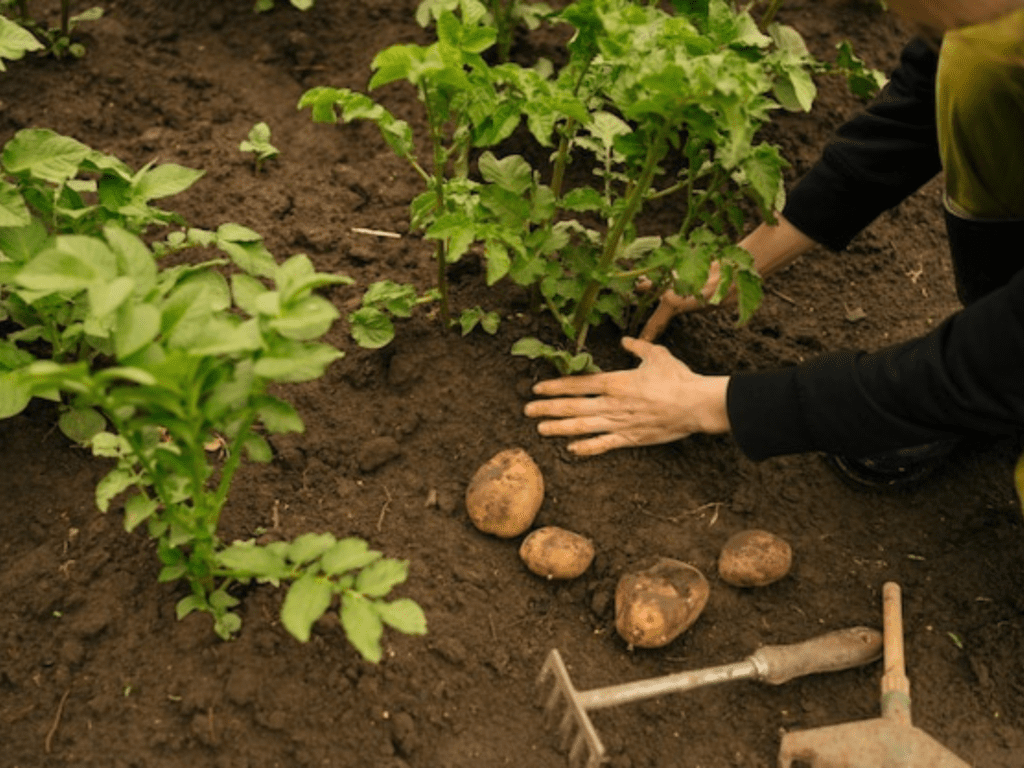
xmin=568 ymin=733 xmax=588 ymax=767
xmin=558 ymin=706 xmax=577 ymax=750
xmin=536 ymin=649 xmax=608 ymax=768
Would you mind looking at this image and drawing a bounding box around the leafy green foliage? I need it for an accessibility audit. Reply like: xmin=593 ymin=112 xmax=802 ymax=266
xmin=1 ymin=131 xmax=424 ymax=656
xmin=299 ymin=9 xmax=520 ymax=331
xmin=347 ymin=280 xmax=441 ymax=349
xmin=0 ymin=12 xmax=43 ymax=69
xmin=239 ymin=122 xmax=281 ymax=173
xmin=10 ymin=226 xmax=424 ymax=652
xmin=459 ymin=306 xmax=500 ymax=336
xmin=219 ymin=534 xmax=426 ymax=657
xmin=511 ymin=337 xmax=598 ymax=375
xmin=1 ymin=128 xmax=203 ymax=235
xmin=834 ymin=40 xmax=888 ymax=98
xmin=0 ymin=2 xmax=103 ymax=60
xmin=301 ymin=0 xmax=882 ymax=370
xmin=0 ymin=128 xmax=213 ymax=415
xmin=417 ymin=0 xmax=554 ymax=63
xmin=254 ymin=0 xmax=314 ymax=12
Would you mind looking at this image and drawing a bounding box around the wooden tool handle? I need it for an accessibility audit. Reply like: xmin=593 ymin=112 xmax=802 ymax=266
xmin=881 ymin=581 xmax=912 ymax=725
xmin=751 ymin=626 xmax=883 ymax=685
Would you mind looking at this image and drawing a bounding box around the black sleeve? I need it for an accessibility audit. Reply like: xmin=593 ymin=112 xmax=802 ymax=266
xmin=726 ymin=266 xmax=1024 ymax=461
xmin=781 ymin=38 xmax=943 ymax=252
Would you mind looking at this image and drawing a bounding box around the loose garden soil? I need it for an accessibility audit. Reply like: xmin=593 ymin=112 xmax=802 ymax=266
xmin=2 ymin=1 xmax=1023 ymax=767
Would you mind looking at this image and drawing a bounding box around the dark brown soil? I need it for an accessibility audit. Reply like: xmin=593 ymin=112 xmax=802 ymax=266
xmin=2 ymin=2 xmax=1023 ymax=767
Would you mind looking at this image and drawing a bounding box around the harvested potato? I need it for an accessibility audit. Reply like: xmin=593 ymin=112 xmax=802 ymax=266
xmin=519 ymin=526 xmax=595 ymax=580
xmin=465 ymin=448 xmax=544 ymax=538
xmin=614 ymin=558 xmax=710 ymax=648
xmin=718 ymin=529 xmax=792 ymax=587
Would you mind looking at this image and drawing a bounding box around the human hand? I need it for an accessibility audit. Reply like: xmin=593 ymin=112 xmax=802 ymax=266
xmin=523 ymin=337 xmax=731 ymax=456
xmin=637 ymin=262 xmax=723 ymax=342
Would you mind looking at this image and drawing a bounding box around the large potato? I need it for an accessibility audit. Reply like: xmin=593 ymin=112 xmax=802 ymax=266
xmin=465 ymin=448 xmax=544 ymax=538
xmin=519 ymin=526 xmax=595 ymax=580
xmin=614 ymin=558 xmax=710 ymax=649
xmin=718 ymin=529 xmax=792 ymax=587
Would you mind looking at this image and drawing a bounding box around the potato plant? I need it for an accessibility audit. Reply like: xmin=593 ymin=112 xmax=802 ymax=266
xmin=416 ymin=0 xmax=554 ymax=63
xmin=299 ymin=6 xmax=520 ymax=344
xmin=12 ymin=225 xmax=426 ymax=657
xmin=0 ymin=10 xmax=43 ymax=69
xmin=0 ymin=128 xmax=279 ymax=416
xmin=302 ymin=0 xmax=882 ymax=369
xmin=239 ymin=121 xmax=281 ymax=174
xmin=1 ymin=130 xmax=426 ymax=658
xmin=0 ymin=0 xmax=102 ymax=59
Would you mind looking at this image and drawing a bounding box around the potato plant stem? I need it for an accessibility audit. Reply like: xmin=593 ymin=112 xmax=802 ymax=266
xmin=678 ymin=166 xmax=725 ymax=242
xmin=571 ymin=122 xmax=669 ymax=347
xmin=211 ymin=410 xmax=258 ymax=516
xmin=492 ymin=0 xmax=513 ymax=63
xmin=761 ymin=0 xmax=784 ymax=28
xmin=424 ymin=89 xmax=451 ymax=328
xmin=103 ymin=408 xmax=178 ymax=527
xmin=549 ymin=59 xmax=591 ymax=203
xmin=60 ymin=0 xmax=69 ymax=36
xmin=639 ymin=165 xmax=728 ymax=328
xmin=549 ymin=125 xmax=574 ymax=202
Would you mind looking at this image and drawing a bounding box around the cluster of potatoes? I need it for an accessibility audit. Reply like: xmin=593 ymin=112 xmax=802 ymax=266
xmin=465 ymin=448 xmax=597 ymax=578
xmin=466 ymin=449 xmax=793 ymax=649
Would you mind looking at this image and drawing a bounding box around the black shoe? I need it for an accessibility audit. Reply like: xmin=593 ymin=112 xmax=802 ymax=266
xmin=823 ymin=440 xmax=959 ymax=491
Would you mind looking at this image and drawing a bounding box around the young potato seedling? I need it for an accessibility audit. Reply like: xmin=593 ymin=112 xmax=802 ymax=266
xmin=239 ymin=122 xmax=281 ymax=174
xmin=0 ymin=1 xmax=103 ymax=59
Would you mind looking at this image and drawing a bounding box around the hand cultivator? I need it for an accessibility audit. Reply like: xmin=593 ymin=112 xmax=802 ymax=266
xmin=537 ymin=626 xmax=883 ymax=768
xmin=778 ymin=582 xmax=972 ymax=768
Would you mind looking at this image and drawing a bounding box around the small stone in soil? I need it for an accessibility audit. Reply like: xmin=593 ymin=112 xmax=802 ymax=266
xmin=358 ymin=436 xmax=402 ymax=472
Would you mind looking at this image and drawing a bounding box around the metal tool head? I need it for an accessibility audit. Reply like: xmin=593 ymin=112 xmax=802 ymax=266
xmin=536 ymin=649 xmax=607 ymax=768
xmin=778 ymin=716 xmax=973 ymax=767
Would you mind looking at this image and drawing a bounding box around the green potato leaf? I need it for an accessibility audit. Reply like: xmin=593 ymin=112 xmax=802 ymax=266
xmin=287 ymin=532 xmax=338 ymax=565
xmin=375 ymin=598 xmax=427 ymax=635
xmin=2 ymin=129 xmax=91 ymax=185
xmin=281 ymin=573 xmax=334 ymax=642
xmin=320 ymin=538 xmax=383 ymax=576
xmin=341 ymin=593 xmax=384 ymax=662
xmin=355 ymin=557 xmax=409 ymax=598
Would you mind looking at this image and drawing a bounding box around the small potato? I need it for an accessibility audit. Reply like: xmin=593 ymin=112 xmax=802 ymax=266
xmin=519 ymin=526 xmax=595 ymax=580
xmin=614 ymin=558 xmax=710 ymax=649
xmin=465 ymin=448 xmax=544 ymax=538
xmin=718 ymin=529 xmax=792 ymax=587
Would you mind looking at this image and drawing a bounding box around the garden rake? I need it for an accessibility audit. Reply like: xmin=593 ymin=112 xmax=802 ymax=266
xmin=537 ymin=626 xmax=883 ymax=768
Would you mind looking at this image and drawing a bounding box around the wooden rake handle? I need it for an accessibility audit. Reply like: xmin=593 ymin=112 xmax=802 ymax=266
xmin=881 ymin=581 xmax=912 ymax=726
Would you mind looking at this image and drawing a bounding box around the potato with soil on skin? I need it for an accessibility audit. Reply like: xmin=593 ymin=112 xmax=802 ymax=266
xmin=519 ymin=526 xmax=595 ymax=580
xmin=615 ymin=558 xmax=710 ymax=649
xmin=465 ymin=448 xmax=544 ymax=538
xmin=718 ymin=529 xmax=793 ymax=587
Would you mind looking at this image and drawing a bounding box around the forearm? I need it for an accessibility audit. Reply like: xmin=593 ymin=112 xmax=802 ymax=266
xmin=728 ymin=268 xmax=1024 ymax=460
xmin=782 ymin=38 xmax=942 ymax=251
xmin=694 ymin=214 xmax=816 ymax=303
xmin=737 ymin=214 xmax=817 ymax=280
xmin=693 ymin=375 xmax=732 ymax=435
